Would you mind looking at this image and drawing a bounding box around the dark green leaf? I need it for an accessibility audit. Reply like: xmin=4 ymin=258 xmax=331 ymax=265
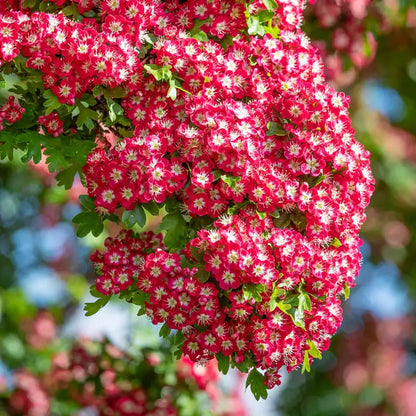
xmin=195 ymin=265 xmax=210 ymax=283
xmin=246 ymin=368 xmax=268 ymax=400
xmin=84 ymin=295 xmax=111 ymax=316
xmin=216 ymin=353 xmax=230 ymax=375
xmin=159 ymin=323 xmax=171 ymax=338
xmin=122 ymin=205 xmax=146 ymax=228
xmin=72 ymin=210 xmax=104 ymax=237
xmin=143 ymin=201 xmax=159 ymax=216
xmin=79 ymin=195 xmax=96 ymax=211
xmin=55 ymin=165 xmax=78 ymax=190
xmin=159 ymin=213 xmax=188 ymax=250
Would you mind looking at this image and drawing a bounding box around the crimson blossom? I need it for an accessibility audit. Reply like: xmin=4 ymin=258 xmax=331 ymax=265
xmin=0 ymin=0 xmax=374 ymax=397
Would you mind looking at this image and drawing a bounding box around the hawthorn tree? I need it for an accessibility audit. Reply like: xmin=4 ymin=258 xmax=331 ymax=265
xmin=0 ymin=0 xmax=374 ymax=400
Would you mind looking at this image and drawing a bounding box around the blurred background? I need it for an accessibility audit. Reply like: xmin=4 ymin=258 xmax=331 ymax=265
xmin=1 ymin=0 xmax=416 ymax=415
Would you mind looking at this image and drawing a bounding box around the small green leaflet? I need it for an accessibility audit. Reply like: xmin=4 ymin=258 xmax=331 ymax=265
xmin=262 ymin=0 xmax=278 ymax=10
xmin=306 ymin=340 xmax=322 ymax=359
xmin=256 ymin=210 xmax=267 ymax=220
xmin=167 ymin=79 xmax=192 ymax=101
xmin=190 ymin=30 xmax=209 ymax=42
xmin=242 ymin=283 xmax=265 ymax=303
xmin=302 ymin=350 xmax=311 ymax=373
xmin=247 ymin=15 xmax=265 ymax=36
xmin=302 ymin=340 xmax=322 ymax=373
xmin=343 ymin=283 xmax=350 ymax=300
xmin=255 ymin=9 xmax=275 ymax=22
xmin=266 ymin=121 xmax=286 ymax=136
xmin=84 ymin=285 xmax=111 ymax=316
xmin=220 ymin=174 xmax=241 ymax=189
xmin=122 ymin=205 xmax=146 ymax=228
xmin=246 ymin=368 xmax=268 ymax=400
xmin=293 ymin=292 xmax=312 ymax=329
xmin=17 ymin=132 xmax=42 ymax=164
xmin=269 ymin=287 xmax=286 ymax=311
xmin=107 ymin=100 xmax=124 ymax=123
xmin=144 ymin=64 xmax=173 ymax=82
xmin=331 ymin=237 xmax=342 ymax=248
xmin=75 ymin=101 xmax=99 ymax=130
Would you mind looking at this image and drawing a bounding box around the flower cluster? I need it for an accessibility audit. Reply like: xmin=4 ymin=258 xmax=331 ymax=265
xmin=91 ymin=230 xmax=164 ymax=295
xmin=2 ymin=0 xmax=374 ymax=393
xmin=38 ymin=112 xmax=64 ymax=137
xmin=84 ymin=0 xmax=374 ymax=391
xmin=0 ymin=96 xmax=25 ymax=130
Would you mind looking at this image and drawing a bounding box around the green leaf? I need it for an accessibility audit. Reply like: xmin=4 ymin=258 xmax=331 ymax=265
xmin=246 ymin=368 xmax=268 ymax=400
xmin=195 ymin=265 xmax=210 ymax=283
xmin=164 ymin=197 xmax=181 ymax=213
xmin=101 ymin=86 xmax=127 ymax=99
xmin=262 ymin=0 xmax=278 ymax=10
xmin=55 ymin=165 xmax=78 ymax=190
xmin=247 ymin=16 xmax=265 ymax=36
xmin=264 ymin=24 xmax=280 ymax=38
xmin=84 ymin=295 xmax=111 ymax=316
xmin=255 ymin=9 xmax=275 ymax=22
xmin=108 ymin=100 xmax=124 ymax=122
xmin=293 ymin=293 xmax=310 ymax=330
xmin=159 ymin=323 xmax=171 ymax=338
xmin=301 ymin=351 xmax=310 ymax=373
xmin=266 ymin=121 xmax=286 ymax=136
xmin=242 ymin=283 xmax=265 ymax=303
xmin=216 ymin=353 xmax=230 ymax=375
xmin=122 ymin=205 xmax=146 ymax=228
xmin=76 ymin=106 xmax=99 ymax=130
xmin=220 ymin=174 xmax=241 ymax=189
xmin=299 ymin=292 xmax=312 ymax=312
xmin=344 ymin=283 xmax=350 ymax=300
xmin=144 ymin=64 xmax=173 ymax=82
xmin=143 ymin=201 xmax=160 ymax=216
xmin=256 ymin=210 xmax=267 ymax=220
xmin=191 ymin=30 xmax=209 ymax=42
xmin=306 ymin=340 xmax=322 ymax=359
xmin=17 ymin=132 xmax=42 ymax=164
xmin=190 ymin=246 xmax=203 ymax=263
xmin=43 ymin=89 xmax=63 ymax=115
xmin=159 ymin=213 xmax=188 ymax=251
xmin=79 ymin=195 xmax=96 ymax=211
xmin=277 ymin=301 xmax=292 ymax=314
xmin=269 ymin=287 xmax=286 ymax=311
xmin=167 ymin=80 xmax=177 ymax=101
xmin=72 ymin=210 xmax=104 ymax=238
xmin=331 ymin=237 xmax=342 ymax=248
xmin=22 ymin=0 xmax=37 ymax=7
